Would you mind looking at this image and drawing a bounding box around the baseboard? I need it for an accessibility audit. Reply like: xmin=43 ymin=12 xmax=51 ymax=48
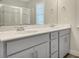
xmin=70 ymin=50 xmax=79 ymax=57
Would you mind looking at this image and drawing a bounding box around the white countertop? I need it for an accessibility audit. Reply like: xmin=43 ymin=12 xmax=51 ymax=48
xmin=0 ymin=24 xmax=71 ymax=42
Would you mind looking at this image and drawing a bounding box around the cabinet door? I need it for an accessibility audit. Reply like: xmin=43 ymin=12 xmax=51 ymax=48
xmin=59 ymin=35 xmax=66 ymax=58
xmin=64 ymin=34 xmax=70 ymax=55
xmin=34 ymin=42 xmax=49 ymax=58
xmin=59 ymin=35 xmax=70 ymax=58
xmin=8 ymin=48 xmax=34 ymax=58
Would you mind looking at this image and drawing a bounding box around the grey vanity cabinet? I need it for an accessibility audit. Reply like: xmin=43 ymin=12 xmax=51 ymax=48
xmin=0 ymin=29 xmax=71 ymax=58
xmin=59 ymin=29 xmax=71 ymax=58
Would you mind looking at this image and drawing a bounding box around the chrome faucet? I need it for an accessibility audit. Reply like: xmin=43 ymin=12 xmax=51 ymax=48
xmin=16 ymin=26 xmax=25 ymax=31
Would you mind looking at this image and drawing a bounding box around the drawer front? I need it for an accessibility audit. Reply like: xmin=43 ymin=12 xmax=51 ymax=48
xmin=59 ymin=29 xmax=70 ymax=36
xmin=51 ymin=51 xmax=58 ymax=58
xmin=51 ymin=32 xmax=58 ymax=40
xmin=7 ymin=33 xmax=49 ymax=56
xmin=8 ymin=48 xmax=34 ymax=58
xmin=51 ymin=39 xmax=58 ymax=54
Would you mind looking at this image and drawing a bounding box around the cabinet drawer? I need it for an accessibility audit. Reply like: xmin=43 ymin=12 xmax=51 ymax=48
xmin=7 ymin=33 xmax=49 ymax=56
xmin=59 ymin=29 xmax=70 ymax=36
xmin=51 ymin=39 xmax=58 ymax=54
xmin=51 ymin=51 xmax=58 ymax=58
xmin=51 ymin=32 xmax=58 ymax=39
xmin=8 ymin=48 xmax=34 ymax=58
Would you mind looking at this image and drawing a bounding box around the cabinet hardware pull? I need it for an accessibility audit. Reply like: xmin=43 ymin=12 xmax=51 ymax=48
xmin=31 ymin=52 xmax=35 ymax=58
xmin=35 ymin=51 xmax=38 ymax=58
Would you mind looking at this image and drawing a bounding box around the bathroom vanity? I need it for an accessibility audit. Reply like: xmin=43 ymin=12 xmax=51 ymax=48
xmin=0 ymin=25 xmax=71 ymax=58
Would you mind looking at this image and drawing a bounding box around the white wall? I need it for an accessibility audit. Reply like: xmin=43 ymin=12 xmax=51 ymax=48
xmin=45 ymin=0 xmax=58 ymax=24
xmin=71 ymin=0 xmax=79 ymax=56
xmin=58 ymin=0 xmax=79 ymax=56
xmin=58 ymin=0 xmax=76 ymax=24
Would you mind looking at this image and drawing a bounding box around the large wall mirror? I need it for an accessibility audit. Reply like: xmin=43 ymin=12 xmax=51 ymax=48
xmin=0 ymin=0 xmax=58 ymax=26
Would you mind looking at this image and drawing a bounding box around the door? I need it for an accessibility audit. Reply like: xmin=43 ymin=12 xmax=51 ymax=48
xmin=34 ymin=42 xmax=49 ymax=58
